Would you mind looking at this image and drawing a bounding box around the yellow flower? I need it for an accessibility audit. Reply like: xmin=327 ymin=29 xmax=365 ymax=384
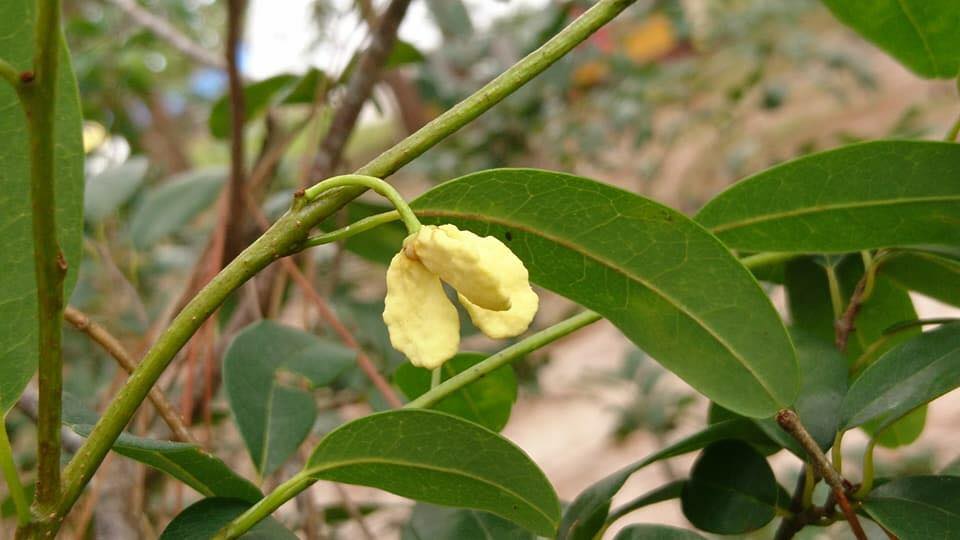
xmin=383 ymin=225 xmax=539 ymax=369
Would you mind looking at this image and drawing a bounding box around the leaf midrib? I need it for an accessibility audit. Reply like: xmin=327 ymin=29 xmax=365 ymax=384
xmin=306 ymin=456 xmax=557 ymax=529
xmin=417 ymin=209 xmax=784 ymax=407
xmin=707 ymin=195 xmax=960 ymax=234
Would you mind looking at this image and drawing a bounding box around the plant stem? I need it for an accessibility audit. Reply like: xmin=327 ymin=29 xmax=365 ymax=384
xmin=824 ymin=266 xmax=844 ymax=320
xmin=855 ymin=438 xmax=877 ymax=498
xmin=212 ymin=469 xmax=314 ymax=540
xmin=304 ymin=175 xmax=420 ymax=233
xmin=430 ymin=368 xmax=441 ymax=390
xmin=946 ymin=113 xmax=960 ymax=142
xmin=406 ymin=311 xmax=602 ymax=409
xmin=739 ymin=251 xmax=796 ymax=270
xmin=832 ymin=431 xmax=844 ymax=475
xmin=0 ymin=57 xmax=19 ymax=88
xmin=0 ymin=419 xmax=30 ymax=526
xmin=20 ymin=0 xmax=66 ymax=517
xmin=301 ymin=210 xmax=400 ymax=248
xmin=54 ymin=0 xmax=636 ymax=527
xmin=777 ymin=410 xmax=867 ymax=540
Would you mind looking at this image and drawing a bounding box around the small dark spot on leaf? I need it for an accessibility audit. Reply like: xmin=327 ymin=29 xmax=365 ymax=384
xmin=504 ymin=231 xmax=513 ymax=241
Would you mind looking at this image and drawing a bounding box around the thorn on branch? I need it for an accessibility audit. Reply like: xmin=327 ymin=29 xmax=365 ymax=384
xmin=20 ymin=71 xmax=35 ymax=83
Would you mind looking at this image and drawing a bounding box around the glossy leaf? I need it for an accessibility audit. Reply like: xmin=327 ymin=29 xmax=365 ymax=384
xmin=881 ymin=250 xmax=960 ymax=308
xmin=129 ymin=167 xmax=226 ymax=249
xmin=680 ymin=440 xmax=778 ymax=534
xmin=64 ymin=396 xmax=262 ymax=503
xmin=84 ymin=156 xmax=149 ymax=223
xmin=841 ymin=323 xmax=960 ymax=432
xmin=395 ymin=353 xmax=517 ymax=431
xmin=0 ymin=0 xmax=84 ymax=413
xmin=224 ymin=320 xmax=355 ymax=476
xmin=208 ymin=74 xmax=298 ymax=139
xmin=695 ymin=141 xmax=960 ymax=253
xmin=862 ymin=476 xmax=960 ymax=537
xmin=558 ymin=419 xmax=763 ymax=540
xmin=791 ymin=329 xmax=848 ymax=450
xmin=160 ymin=498 xmax=296 ymax=539
xmin=614 ymin=525 xmax=707 ymax=540
xmin=821 ymin=0 xmax=960 ymax=79
xmin=865 ymin=406 xmax=927 ymax=449
xmin=414 ymin=169 xmax=798 ymax=418
xmin=402 ymin=503 xmax=535 ymax=540
xmin=305 ymin=409 xmax=560 ymax=537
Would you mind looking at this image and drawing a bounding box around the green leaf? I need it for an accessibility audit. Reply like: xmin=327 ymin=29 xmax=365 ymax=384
xmin=414 ymin=169 xmax=798 ymax=419
xmin=318 ymin=201 xmax=406 ymax=265
xmin=943 ymin=456 xmax=960 ymax=476
xmin=424 ymin=0 xmax=474 ymax=38
xmin=402 ymin=503 xmax=535 ymax=540
xmin=558 ymin=419 xmax=764 ymax=540
xmin=791 ymin=329 xmax=848 ymax=451
xmin=305 ymin=409 xmax=560 ymax=537
xmin=84 ymin=156 xmax=149 ymax=223
xmin=821 ymin=0 xmax=960 ymax=79
xmin=395 ymin=353 xmax=517 ymax=432
xmin=223 ymin=320 xmax=355 ymax=476
xmin=865 ymin=406 xmax=927 ymax=449
xmin=680 ymin=440 xmax=778 ymax=534
xmin=881 ymin=249 xmax=960 ymax=308
xmin=613 ymin=524 xmax=707 ymax=540
xmin=0 ymin=0 xmax=84 ymax=414
xmin=785 ymin=256 xmax=918 ymax=365
xmin=280 ymin=68 xmax=330 ymax=105
xmin=695 ymin=141 xmax=960 ymax=253
xmin=841 ymin=323 xmax=960 ymax=433
xmin=160 ymin=498 xmax=297 ymax=539
xmin=63 ymin=396 xmax=262 ymax=503
xmin=208 ymin=74 xmax=298 ymax=139
xmin=129 ymin=167 xmax=226 ymax=249
xmin=862 ymin=476 xmax=960 ymax=537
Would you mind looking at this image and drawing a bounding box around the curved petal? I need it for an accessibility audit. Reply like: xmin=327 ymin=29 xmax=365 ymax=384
xmin=413 ymin=225 xmax=517 ymax=311
xmin=383 ymin=252 xmax=459 ymax=369
xmin=459 ymin=282 xmax=539 ymax=339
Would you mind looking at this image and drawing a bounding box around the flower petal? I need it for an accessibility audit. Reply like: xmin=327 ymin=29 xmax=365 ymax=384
xmin=459 ymin=282 xmax=539 ymax=339
xmin=383 ymin=252 xmax=459 ymax=369
xmin=413 ymin=224 xmax=517 ymax=311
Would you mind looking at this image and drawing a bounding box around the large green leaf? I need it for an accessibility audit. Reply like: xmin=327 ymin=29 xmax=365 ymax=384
xmin=414 ymin=169 xmax=797 ymax=418
xmin=129 ymin=167 xmax=226 ymax=249
xmin=394 ymin=352 xmax=517 ymax=432
xmin=841 ymin=323 xmax=960 ymax=432
xmin=680 ymin=440 xmax=778 ymax=534
xmin=63 ymin=396 xmax=262 ymax=503
xmin=305 ymin=409 xmax=560 ymax=537
xmin=695 ymin=141 xmax=960 ymax=253
xmin=881 ymin=249 xmax=960 ymax=308
xmin=614 ymin=524 xmax=707 ymax=540
xmin=160 ymin=498 xmax=297 ymax=539
xmin=865 ymin=406 xmax=927 ymax=449
xmin=83 ymin=156 xmax=149 ymax=223
xmin=0 ymin=0 xmax=85 ymax=414
xmin=821 ymin=0 xmax=960 ymax=79
xmin=401 ymin=503 xmax=535 ymax=540
xmin=558 ymin=419 xmax=763 ymax=540
xmin=223 ymin=320 xmax=355 ymax=476
xmin=862 ymin=476 xmax=960 ymax=537
xmin=790 ymin=329 xmax=848 ymax=450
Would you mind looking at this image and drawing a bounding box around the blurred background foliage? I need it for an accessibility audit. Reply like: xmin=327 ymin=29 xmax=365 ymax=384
xmin=4 ymin=0 xmax=957 ymax=537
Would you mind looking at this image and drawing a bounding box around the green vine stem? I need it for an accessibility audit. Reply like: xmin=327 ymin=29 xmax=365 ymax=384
xmin=406 ymin=310 xmax=602 ymax=409
xmin=855 ymin=437 xmax=878 ymax=498
xmin=18 ymin=0 xmax=67 ymax=520
xmin=832 ymin=431 xmax=844 ymax=475
xmin=53 ymin=0 xmax=638 ymax=529
xmin=213 ymin=309 xmax=602 ymax=538
xmin=304 ymin=174 xmax=420 ymax=233
xmin=300 ymin=210 xmax=400 ymax=248
xmin=0 ymin=57 xmax=19 ymax=88
xmin=738 ymin=251 xmax=796 ymax=270
xmin=0 ymin=420 xmax=30 ymax=526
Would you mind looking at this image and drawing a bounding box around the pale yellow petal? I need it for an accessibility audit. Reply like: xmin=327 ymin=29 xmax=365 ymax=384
xmin=383 ymin=252 xmax=459 ymax=369
xmin=413 ymin=224 xmax=518 ymax=311
xmin=460 ymin=282 xmax=539 ymax=339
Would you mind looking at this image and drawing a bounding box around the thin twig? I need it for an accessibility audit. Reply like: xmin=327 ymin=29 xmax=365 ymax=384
xmin=64 ymin=307 xmax=196 ymax=444
xmin=102 ymin=0 xmax=225 ymax=70
xmin=223 ymin=0 xmax=250 ymax=264
xmin=311 ymin=0 xmax=413 ymax=178
xmin=776 ymin=410 xmax=867 ymax=540
xmin=333 ymin=483 xmax=375 ymax=540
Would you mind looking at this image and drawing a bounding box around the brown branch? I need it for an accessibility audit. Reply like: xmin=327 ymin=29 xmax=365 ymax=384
xmin=311 ymin=0 xmax=413 ymax=179
xmin=777 ymin=410 xmax=867 ymax=540
xmin=835 ymin=275 xmax=866 ymax=351
xmin=63 ymin=307 xmax=196 ymax=444
xmin=223 ymin=0 xmax=250 ymax=264
xmin=102 ymin=0 xmax=226 ymax=70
